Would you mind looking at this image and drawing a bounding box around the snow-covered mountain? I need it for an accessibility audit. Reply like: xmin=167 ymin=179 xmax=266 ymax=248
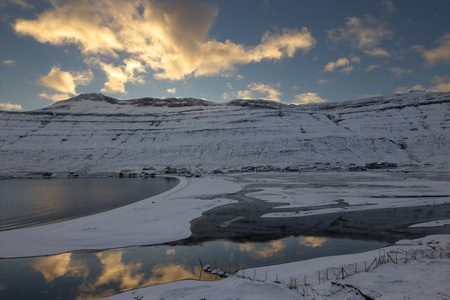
xmin=1 ymin=91 xmax=449 ymax=173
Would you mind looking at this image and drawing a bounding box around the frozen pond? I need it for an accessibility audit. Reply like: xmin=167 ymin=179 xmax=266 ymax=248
xmin=0 ymin=177 xmax=179 ymax=230
xmin=0 ymin=235 xmax=386 ymax=300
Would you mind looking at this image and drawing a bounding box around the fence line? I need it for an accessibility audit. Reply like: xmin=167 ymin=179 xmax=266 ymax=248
xmin=235 ymin=245 xmax=449 ymax=297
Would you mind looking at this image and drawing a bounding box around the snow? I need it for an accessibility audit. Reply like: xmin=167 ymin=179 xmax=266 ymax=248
xmin=0 ymin=176 xmax=242 ymax=258
xmin=409 ymin=220 xmax=450 ymax=228
xmin=1 ymin=91 xmax=449 ymax=173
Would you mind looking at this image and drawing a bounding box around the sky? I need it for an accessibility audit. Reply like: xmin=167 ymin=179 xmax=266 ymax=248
xmin=1 ymin=0 xmax=450 ymax=111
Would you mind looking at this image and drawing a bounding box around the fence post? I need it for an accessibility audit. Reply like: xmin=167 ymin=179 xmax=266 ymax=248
xmin=318 ymin=271 xmax=321 ymax=284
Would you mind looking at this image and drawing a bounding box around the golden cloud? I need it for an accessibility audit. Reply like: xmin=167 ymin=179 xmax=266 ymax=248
xmin=413 ymin=33 xmax=450 ymax=66
xmin=323 ymin=57 xmax=360 ymax=73
xmin=14 ymin=0 xmax=316 ymax=93
xmin=327 ymin=15 xmax=392 ymax=57
xmin=237 ymin=82 xmax=282 ymax=101
xmin=0 ymin=102 xmax=23 ymax=110
xmin=293 ymin=92 xmax=326 ymax=105
xmin=37 ymin=66 xmax=93 ymax=95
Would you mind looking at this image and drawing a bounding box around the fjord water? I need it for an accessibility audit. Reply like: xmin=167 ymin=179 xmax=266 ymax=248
xmin=0 ymin=177 xmax=179 ymax=230
xmin=0 ymin=177 xmax=387 ymax=299
xmin=0 ymin=236 xmax=386 ymax=300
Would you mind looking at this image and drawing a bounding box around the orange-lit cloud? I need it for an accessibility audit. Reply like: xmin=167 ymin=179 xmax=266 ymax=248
xmin=37 ymin=66 xmax=93 ymax=97
xmin=237 ymin=82 xmax=282 ymax=101
xmin=323 ymin=57 xmax=360 ymax=74
xmin=0 ymin=102 xmax=23 ymax=110
xmin=14 ymin=0 xmax=316 ymax=94
xmin=328 ymin=15 xmax=392 ymax=57
xmin=413 ymin=33 xmax=450 ymax=66
xmin=395 ymin=77 xmax=450 ymax=94
xmin=293 ymin=92 xmax=326 ymax=105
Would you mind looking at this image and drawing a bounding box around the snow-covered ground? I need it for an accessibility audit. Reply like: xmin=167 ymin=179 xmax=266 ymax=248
xmin=0 ymin=175 xmax=242 ymax=258
xmin=1 ymin=91 xmax=449 ymax=173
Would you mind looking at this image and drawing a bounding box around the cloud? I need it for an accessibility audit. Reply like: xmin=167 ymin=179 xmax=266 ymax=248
xmin=379 ymin=0 xmax=396 ymax=14
xmin=166 ymin=88 xmax=176 ymax=94
xmin=323 ymin=57 xmax=360 ymax=74
xmin=5 ymin=0 xmax=33 ymax=9
xmin=2 ymin=59 xmax=16 ymax=66
xmin=390 ymin=67 xmax=413 ymax=79
xmin=237 ymin=82 xmax=282 ymax=101
xmin=395 ymin=75 xmax=450 ymax=93
xmin=0 ymin=102 xmax=23 ymax=110
xmin=366 ymin=64 xmax=380 ymax=71
xmin=37 ymin=66 xmax=93 ymax=95
xmin=39 ymin=92 xmax=72 ymax=102
xmin=292 ymin=92 xmax=326 ymax=105
xmin=413 ymin=33 xmax=450 ymax=66
xmin=14 ymin=0 xmax=316 ymax=93
xmin=317 ymin=79 xmax=331 ymax=85
xmin=99 ymin=59 xmax=144 ymax=94
xmin=327 ymin=15 xmax=393 ymax=57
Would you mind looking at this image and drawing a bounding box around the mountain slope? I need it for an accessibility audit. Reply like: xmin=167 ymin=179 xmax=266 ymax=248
xmin=1 ymin=92 xmax=449 ymax=173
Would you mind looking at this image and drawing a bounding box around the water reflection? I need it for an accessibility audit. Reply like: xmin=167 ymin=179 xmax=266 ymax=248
xmin=0 ymin=236 xmax=386 ymax=300
xmin=239 ymin=239 xmax=286 ymax=259
xmin=33 ymin=253 xmax=89 ymax=282
xmin=298 ymin=236 xmax=328 ymax=248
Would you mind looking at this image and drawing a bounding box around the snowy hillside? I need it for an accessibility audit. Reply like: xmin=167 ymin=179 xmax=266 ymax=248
xmin=0 ymin=91 xmax=449 ymax=173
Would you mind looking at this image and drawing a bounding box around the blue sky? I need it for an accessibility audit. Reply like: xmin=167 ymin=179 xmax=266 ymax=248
xmin=1 ymin=0 xmax=449 ymax=111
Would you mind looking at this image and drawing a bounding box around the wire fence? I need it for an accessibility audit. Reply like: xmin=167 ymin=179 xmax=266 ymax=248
xmin=235 ymin=244 xmax=449 ymax=298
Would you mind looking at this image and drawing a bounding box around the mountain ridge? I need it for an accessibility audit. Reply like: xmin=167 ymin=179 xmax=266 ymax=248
xmin=1 ymin=91 xmax=449 ymax=173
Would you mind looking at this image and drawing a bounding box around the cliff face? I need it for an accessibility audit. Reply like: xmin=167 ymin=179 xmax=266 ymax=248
xmin=1 ymin=92 xmax=449 ymax=173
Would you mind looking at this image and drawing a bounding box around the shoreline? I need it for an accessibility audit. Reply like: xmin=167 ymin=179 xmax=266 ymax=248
xmin=1 ymin=171 xmax=449 ymax=259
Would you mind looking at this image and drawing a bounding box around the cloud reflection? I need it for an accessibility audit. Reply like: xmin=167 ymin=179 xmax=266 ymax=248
xmin=298 ymin=236 xmax=328 ymax=248
xmin=32 ymin=253 xmax=88 ymax=282
xmin=239 ymin=239 xmax=285 ymax=259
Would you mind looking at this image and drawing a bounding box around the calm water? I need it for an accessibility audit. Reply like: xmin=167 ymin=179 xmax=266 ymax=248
xmin=0 ymin=236 xmax=386 ymax=300
xmin=0 ymin=177 xmax=179 ymax=230
xmin=0 ymin=178 xmax=387 ymax=299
